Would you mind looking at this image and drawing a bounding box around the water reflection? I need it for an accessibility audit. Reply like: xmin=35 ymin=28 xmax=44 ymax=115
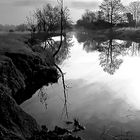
xmin=76 ymin=31 xmax=140 ymax=74
xmin=54 ymin=34 xmax=73 ymax=65
xmin=99 ymin=39 xmax=124 ymax=75
xmin=41 ymin=33 xmax=73 ymax=65
xmin=21 ymin=31 xmax=140 ymax=140
xmin=127 ymin=42 xmax=140 ymax=56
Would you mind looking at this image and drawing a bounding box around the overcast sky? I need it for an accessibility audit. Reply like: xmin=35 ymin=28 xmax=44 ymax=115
xmin=0 ymin=0 xmax=137 ymax=25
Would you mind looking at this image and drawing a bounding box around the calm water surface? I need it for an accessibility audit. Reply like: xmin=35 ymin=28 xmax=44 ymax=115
xmin=21 ymin=32 xmax=140 ymax=140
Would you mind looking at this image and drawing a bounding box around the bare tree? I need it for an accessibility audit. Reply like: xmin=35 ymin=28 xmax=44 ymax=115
xmin=126 ymin=1 xmax=140 ymax=27
xmin=100 ymin=0 xmax=125 ymax=25
xmin=34 ymin=3 xmax=71 ymax=33
xmin=34 ymin=4 xmax=60 ymax=32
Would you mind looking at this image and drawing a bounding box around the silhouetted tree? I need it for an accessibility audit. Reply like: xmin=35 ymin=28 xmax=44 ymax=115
xmin=34 ymin=4 xmax=72 ymax=32
xmin=100 ymin=0 xmax=125 ymax=25
xmin=35 ymin=4 xmax=60 ymax=32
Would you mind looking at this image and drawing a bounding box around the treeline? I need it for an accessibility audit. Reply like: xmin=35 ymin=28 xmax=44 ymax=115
xmin=76 ymin=10 xmax=113 ymax=29
xmin=76 ymin=0 xmax=140 ymax=29
xmin=0 ymin=3 xmax=72 ymax=33
xmin=0 ymin=24 xmax=28 ymax=32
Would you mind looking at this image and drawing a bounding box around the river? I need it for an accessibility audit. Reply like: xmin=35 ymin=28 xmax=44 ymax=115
xmin=21 ymin=31 xmax=140 ymax=140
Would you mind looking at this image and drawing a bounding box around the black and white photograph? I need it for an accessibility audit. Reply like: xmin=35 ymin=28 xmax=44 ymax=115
xmin=0 ymin=0 xmax=140 ymax=140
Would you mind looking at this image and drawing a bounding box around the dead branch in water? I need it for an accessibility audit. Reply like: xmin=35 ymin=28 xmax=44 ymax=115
xmin=53 ymin=0 xmax=69 ymax=118
xmin=32 ymin=0 xmax=69 ymax=118
xmin=54 ymin=63 xmax=69 ymax=118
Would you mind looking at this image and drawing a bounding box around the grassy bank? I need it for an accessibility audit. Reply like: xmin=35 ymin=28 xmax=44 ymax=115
xmin=0 ymin=30 xmax=59 ymax=140
xmin=114 ymin=27 xmax=140 ymax=42
xmin=0 ymin=32 xmax=31 ymax=54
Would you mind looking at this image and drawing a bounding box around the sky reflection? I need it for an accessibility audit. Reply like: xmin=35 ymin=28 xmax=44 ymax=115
xmin=62 ymin=35 xmax=140 ymax=109
xmin=21 ymin=34 xmax=140 ymax=140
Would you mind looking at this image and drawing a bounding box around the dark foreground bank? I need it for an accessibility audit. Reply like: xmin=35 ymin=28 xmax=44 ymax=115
xmin=0 ymin=33 xmax=83 ymax=140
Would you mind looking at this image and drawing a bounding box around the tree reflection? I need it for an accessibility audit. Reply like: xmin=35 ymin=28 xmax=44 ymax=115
xmin=54 ymin=34 xmax=73 ymax=65
xmin=127 ymin=42 xmax=140 ymax=56
xmin=43 ymin=34 xmax=73 ymax=65
xmin=99 ymin=39 xmax=125 ymax=75
xmin=83 ymin=40 xmax=101 ymax=53
xmin=76 ymin=31 xmax=140 ymax=75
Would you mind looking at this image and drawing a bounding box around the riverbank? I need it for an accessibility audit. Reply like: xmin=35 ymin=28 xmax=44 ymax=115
xmin=75 ymin=27 xmax=140 ymax=43
xmin=0 ymin=32 xmax=84 ymax=140
xmin=0 ymin=32 xmax=58 ymax=140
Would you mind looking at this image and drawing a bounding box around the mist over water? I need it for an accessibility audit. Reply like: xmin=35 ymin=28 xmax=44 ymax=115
xmin=21 ymin=32 xmax=140 ymax=140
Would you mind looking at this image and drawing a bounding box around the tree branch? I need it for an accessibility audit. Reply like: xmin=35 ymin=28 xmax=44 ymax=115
xmin=54 ymin=63 xmax=69 ymax=118
xmin=53 ymin=0 xmax=64 ymax=57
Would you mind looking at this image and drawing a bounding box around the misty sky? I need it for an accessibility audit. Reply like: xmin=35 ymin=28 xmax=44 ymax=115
xmin=0 ymin=0 xmax=137 ymax=25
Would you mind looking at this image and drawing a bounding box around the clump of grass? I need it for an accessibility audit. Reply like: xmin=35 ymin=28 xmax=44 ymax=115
xmin=29 ymin=121 xmax=85 ymax=140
